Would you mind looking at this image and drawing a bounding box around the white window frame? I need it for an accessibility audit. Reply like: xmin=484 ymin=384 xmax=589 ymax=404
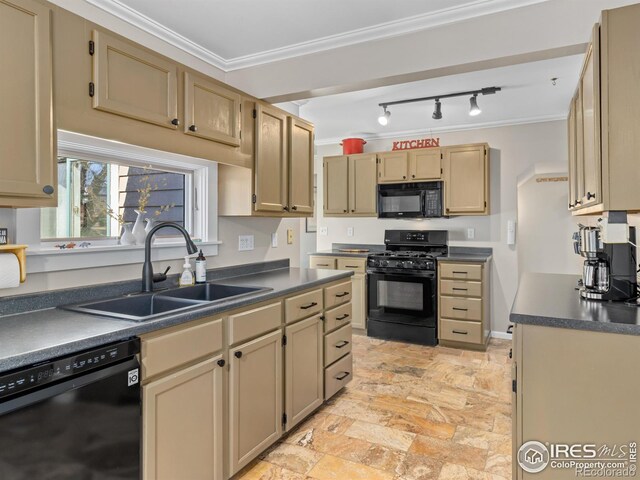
xmin=16 ymin=131 xmax=220 ymax=273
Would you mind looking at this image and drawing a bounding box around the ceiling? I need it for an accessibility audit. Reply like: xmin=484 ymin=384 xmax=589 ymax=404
xmin=87 ymin=0 xmax=550 ymax=70
xmin=298 ymin=55 xmax=583 ymax=143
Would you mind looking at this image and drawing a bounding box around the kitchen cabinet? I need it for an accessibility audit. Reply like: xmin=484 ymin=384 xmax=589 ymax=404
xmin=512 ymin=324 xmax=640 ymax=479
xmin=568 ymin=4 xmax=640 ymax=214
xmin=288 ymin=117 xmax=314 ymax=214
xmin=91 ymin=30 xmax=179 ymax=129
xmin=443 ymin=144 xmax=489 ymax=215
xmin=409 ymin=148 xmax=442 ymax=180
xmin=567 ymin=94 xmax=578 ymax=209
xmin=310 ymin=256 xmax=337 ymax=269
xmin=254 ymin=104 xmax=288 ymax=213
xmin=184 ymin=71 xmax=241 ymax=147
xmin=438 ymin=260 xmax=490 ymax=350
xmin=323 ymin=154 xmax=377 ymax=216
xmin=143 ymin=356 xmax=224 ymax=480
xmin=284 ymin=315 xmax=323 ymax=430
xmin=378 ymin=151 xmax=409 ymax=183
xmin=0 ymin=0 xmax=56 ymax=208
xmin=229 ymin=330 xmax=283 ymax=475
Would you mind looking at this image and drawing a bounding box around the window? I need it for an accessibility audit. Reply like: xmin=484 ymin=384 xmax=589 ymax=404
xmin=41 ymin=158 xmax=188 ymax=240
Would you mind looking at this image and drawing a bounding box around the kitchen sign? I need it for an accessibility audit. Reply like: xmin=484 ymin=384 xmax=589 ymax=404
xmin=392 ymin=138 xmax=440 ymax=151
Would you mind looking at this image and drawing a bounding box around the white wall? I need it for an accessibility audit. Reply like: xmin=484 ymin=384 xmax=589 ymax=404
xmin=316 ymin=120 xmax=568 ymax=333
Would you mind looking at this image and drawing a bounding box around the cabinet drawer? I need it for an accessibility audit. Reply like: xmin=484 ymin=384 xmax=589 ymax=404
xmin=310 ymin=256 xmax=337 ymax=269
xmin=324 ymin=323 xmax=352 ymax=367
xmin=336 ymin=258 xmax=366 ymax=274
xmin=439 ymin=263 xmax=483 ymax=281
xmin=324 ymin=302 xmax=352 ymax=333
xmin=324 ymin=281 xmax=352 ymax=309
xmin=324 ymin=353 xmax=353 ymax=400
xmin=142 ymin=317 xmax=222 ymax=379
xmin=228 ymin=302 xmax=282 ymax=346
xmin=440 ymin=296 xmax=482 ymax=321
xmin=439 ymin=279 xmax=482 ymax=298
xmin=440 ymin=318 xmax=483 ymax=344
xmin=285 ymin=289 xmax=323 ymax=324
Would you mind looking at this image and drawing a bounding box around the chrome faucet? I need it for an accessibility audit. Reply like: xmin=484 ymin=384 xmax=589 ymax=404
xmin=142 ymin=222 xmax=198 ymax=293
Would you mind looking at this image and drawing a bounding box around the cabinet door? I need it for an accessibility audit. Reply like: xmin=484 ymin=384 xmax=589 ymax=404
xmin=575 ymin=87 xmax=585 ymax=206
xmin=288 ymin=117 xmax=314 ymax=214
xmin=378 ymin=151 xmax=409 ymax=183
xmin=143 ymin=356 xmax=224 ymax=480
xmin=285 ymin=315 xmax=323 ymax=430
xmin=350 ymin=273 xmax=367 ymax=330
xmin=567 ymin=95 xmax=577 ymax=210
xmin=443 ymin=145 xmax=488 ymax=215
xmin=348 ymin=154 xmax=377 ymax=215
xmin=184 ymin=72 xmax=241 ymax=146
xmin=254 ymin=104 xmax=288 ymax=212
xmin=0 ymin=0 xmax=56 ymax=206
xmin=580 ymin=32 xmax=601 ymax=207
xmin=92 ymin=30 xmax=178 ymax=129
xmin=409 ymin=148 xmax=441 ymax=180
xmin=323 ymin=156 xmax=349 ymax=214
xmin=229 ymin=330 xmax=283 ymax=475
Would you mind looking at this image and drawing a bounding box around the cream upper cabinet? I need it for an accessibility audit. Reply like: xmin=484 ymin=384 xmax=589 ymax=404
xmin=409 ymin=148 xmax=441 ymax=181
xmin=443 ymin=144 xmax=489 ymax=215
xmin=91 ymin=30 xmax=179 ymax=129
xmin=323 ymin=155 xmax=349 ymax=214
xmin=288 ymin=117 xmax=314 ymax=214
xmin=0 ymin=0 xmax=56 ymax=207
xmin=184 ymin=71 xmax=241 ymax=147
xmin=348 ymin=154 xmax=378 ymax=215
xmin=254 ymin=104 xmax=288 ymax=212
xmin=142 ymin=356 xmax=224 ymax=480
xmin=567 ymin=95 xmax=578 ymax=210
xmin=285 ymin=315 xmax=323 ymax=430
xmin=229 ymin=330 xmax=283 ymax=475
xmin=378 ymin=151 xmax=409 ymax=183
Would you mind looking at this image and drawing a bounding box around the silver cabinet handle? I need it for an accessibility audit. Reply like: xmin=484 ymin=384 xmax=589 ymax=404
xmin=335 ymin=340 xmax=350 ymax=349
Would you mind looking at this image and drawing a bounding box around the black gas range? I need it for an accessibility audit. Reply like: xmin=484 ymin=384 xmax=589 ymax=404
xmin=366 ymin=230 xmax=448 ymax=346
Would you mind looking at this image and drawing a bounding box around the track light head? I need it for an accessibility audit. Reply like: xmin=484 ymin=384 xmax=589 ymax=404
xmin=432 ymin=99 xmax=442 ymax=120
xmin=469 ymin=94 xmax=481 ymax=116
xmin=378 ymin=107 xmax=391 ymax=126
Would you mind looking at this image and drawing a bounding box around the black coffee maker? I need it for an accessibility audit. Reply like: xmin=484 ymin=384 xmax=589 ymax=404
xmin=573 ymin=218 xmax=637 ymax=301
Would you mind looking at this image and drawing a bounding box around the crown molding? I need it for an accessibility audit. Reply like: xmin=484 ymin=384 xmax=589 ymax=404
xmin=313 ymin=113 xmax=566 ymax=145
xmin=85 ymin=0 xmax=549 ymax=72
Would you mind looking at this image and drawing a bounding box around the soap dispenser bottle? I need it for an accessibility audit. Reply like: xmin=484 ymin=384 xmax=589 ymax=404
xmin=179 ymin=255 xmax=195 ymax=287
xmin=195 ymin=249 xmax=207 ymax=284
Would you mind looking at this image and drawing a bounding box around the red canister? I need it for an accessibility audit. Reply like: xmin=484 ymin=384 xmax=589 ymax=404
xmin=341 ymin=138 xmax=367 ymax=155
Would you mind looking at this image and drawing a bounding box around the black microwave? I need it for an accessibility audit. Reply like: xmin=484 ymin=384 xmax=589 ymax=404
xmin=378 ymin=181 xmax=443 ymax=218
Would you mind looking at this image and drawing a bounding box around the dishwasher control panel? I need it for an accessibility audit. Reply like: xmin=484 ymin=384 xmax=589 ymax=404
xmin=0 ymin=338 xmax=139 ymax=400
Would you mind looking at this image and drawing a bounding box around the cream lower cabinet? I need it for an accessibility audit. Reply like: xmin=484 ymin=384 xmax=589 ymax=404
xmin=229 ymin=330 xmax=283 ymax=475
xmin=285 ymin=315 xmax=324 ymax=430
xmin=143 ymin=357 xmax=224 ymax=480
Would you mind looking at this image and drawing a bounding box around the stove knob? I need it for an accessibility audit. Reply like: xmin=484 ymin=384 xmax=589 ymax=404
xmin=369 ymin=259 xmax=379 ymax=267
xmin=404 ymin=260 xmax=413 ymax=268
xmin=380 ymin=260 xmax=389 ymax=267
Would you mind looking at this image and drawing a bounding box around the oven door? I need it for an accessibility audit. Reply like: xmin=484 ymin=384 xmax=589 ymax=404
xmin=378 ymin=189 xmax=425 ymax=218
xmin=367 ymin=271 xmax=436 ymax=326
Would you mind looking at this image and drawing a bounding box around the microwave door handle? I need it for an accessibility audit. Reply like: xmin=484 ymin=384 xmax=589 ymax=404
xmin=421 ymin=191 xmax=427 ymax=216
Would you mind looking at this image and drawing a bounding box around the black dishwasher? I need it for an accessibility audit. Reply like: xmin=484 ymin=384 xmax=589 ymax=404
xmin=0 ymin=339 xmax=141 ymax=479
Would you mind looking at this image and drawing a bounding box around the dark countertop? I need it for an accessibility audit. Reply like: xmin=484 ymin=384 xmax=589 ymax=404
xmin=311 ymin=249 xmax=371 ymax=258
xmin=310 ymin=243 xmax=385 ymax=258
xmin=0 ymin=267 xmax=352 ymax=374
xmin=510 ymin=272 xmax=640 ymax=335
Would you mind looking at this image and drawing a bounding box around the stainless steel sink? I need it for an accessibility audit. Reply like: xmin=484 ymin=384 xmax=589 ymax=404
xmin=61 ymin=283 xmax=272 ymax=322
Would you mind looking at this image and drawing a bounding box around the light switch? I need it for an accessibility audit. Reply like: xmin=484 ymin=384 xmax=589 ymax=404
xmin=287 ymin=228 xmax=294 ymax=244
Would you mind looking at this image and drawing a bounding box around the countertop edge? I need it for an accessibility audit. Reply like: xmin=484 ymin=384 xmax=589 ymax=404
xmin=510 ymin=312 xmax=640 ymax=336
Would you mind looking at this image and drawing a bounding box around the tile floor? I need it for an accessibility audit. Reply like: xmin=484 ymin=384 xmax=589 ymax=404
xmin=235 ymin=334 xmax=512 ymax=480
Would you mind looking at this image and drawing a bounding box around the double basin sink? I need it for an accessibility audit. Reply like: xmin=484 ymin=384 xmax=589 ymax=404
xmin=62 ymin=283 xmax=272 ymax=322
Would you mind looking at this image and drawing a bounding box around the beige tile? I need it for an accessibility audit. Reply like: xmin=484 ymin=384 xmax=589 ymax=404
xmin=346 ymin=420 xmax=416 ymax=451
xmin=409 ymin=435 xmax=488 ymax=471
xmin=361 ymin=444 xmax=406 ymax=473
xmin=438 ymin=462 xmax=508 ymax=480
xmin=235 ymin=460 xmax=309 ymax=480
xmin=326 ymin=398 xmax=392 ymax=424
xmin=452 ymin=426 xmax=510 ymax=455
xmin=394 ymin=452 xmax=444 ymax=480
xmin=386 ymin=412 xmax=456 ymax=439
xmin=308 ymin=454 xmax=394 ymax=480
xmin=485 ymin=453 xmax=512 ymax=478
xmin=261 ymin=443 xmax=324 ymax=474
xmin=297 ymin=428 xmax=372 ymax=463
xmin=492 ymin=413 xmax=511 ymax=436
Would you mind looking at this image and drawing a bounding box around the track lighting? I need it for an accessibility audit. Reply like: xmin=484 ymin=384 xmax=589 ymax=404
xmin=377 ymin=86 xmax=500 ymax=123
xmin=469 ymin=94 xmax=481 ymax=116
xmin=432 ymin=99 xmax=442 ymax=120
xmin=378 ymin=107 xmax=391 ymax=126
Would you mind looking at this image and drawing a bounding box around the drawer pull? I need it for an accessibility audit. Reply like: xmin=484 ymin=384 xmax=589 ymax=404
xmin=344 ymin=265 xmax=359 ymax=268
xmin=336 ymin=314 xmax=350 ymax=321
xmin=452 ymin=330 xmax=468 ymax=335
xmin=452 ymin=271 xmax=468 ymax=275
xmin=452 ymin=287 xmax=468 ymax=291
xmin=336 ymin=292 xmax=350 ymax=298
xmin=452 ymin=307 xmax=468 ymax=311
xmin=300 ymin=302 xmax=318 ymax=310
xmin=335 ymin=340 xmax=350 ymax=349
xmin=507 ymin=325 xmax=514 ymax=334
xmin=317 ymin=264 xmax=330 ymax=267
xmin=335 ymin=372 xmax=350 ymax=381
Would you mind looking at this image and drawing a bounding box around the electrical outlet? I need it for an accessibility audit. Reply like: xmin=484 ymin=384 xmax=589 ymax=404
xmin=347 ymin=227 xmax=354 ymax=237
xmin=271 ymin=233 xmax=278 ymax=248
xmin=238 ymin=235 xmax=254 ymax=251
xmin=466 ymin=228 xmax=475 ymax=240
xmin=287 ymin=228 xmax=294 ymax=245
xmin=319 ymin=227 xmax=328 ymax=236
